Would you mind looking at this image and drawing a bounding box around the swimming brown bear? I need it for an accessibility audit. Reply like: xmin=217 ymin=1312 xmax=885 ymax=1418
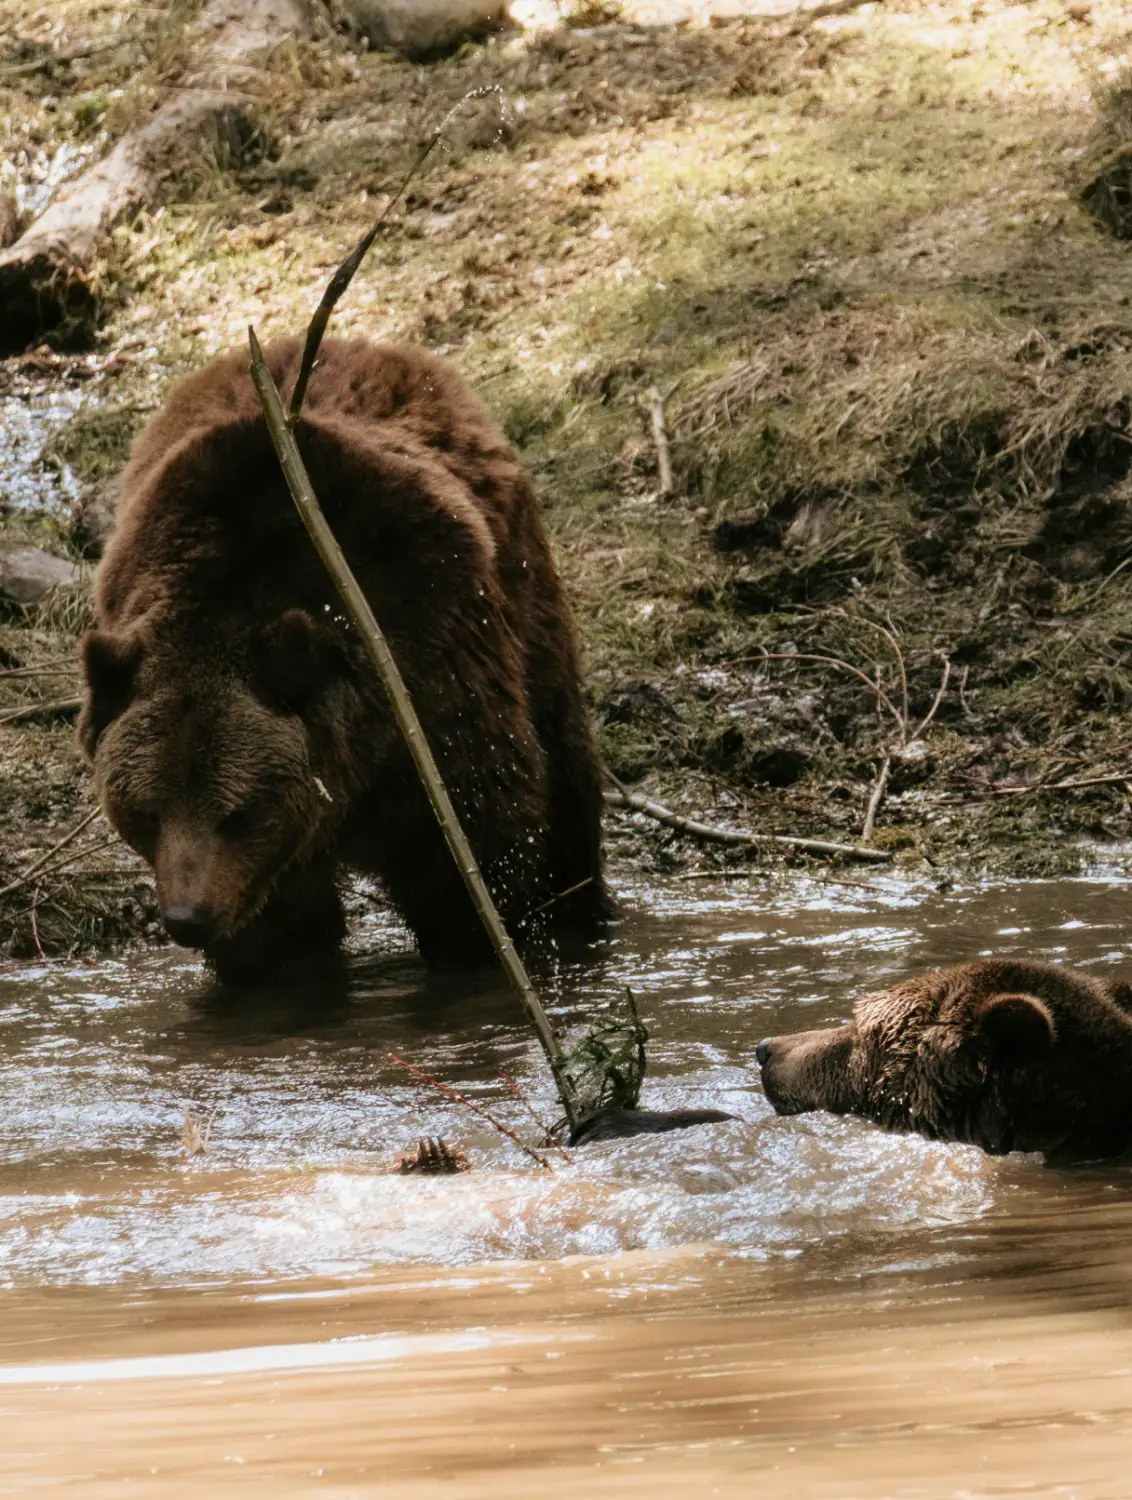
xmin=757 ymin=959 xmax=1132 ymax=1164
xmin=79 ymin=338 xmax=607 ymax=981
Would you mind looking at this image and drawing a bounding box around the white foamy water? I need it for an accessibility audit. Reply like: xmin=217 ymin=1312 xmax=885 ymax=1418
xmin=1 ymin=873 xmax=1130 ymax=1287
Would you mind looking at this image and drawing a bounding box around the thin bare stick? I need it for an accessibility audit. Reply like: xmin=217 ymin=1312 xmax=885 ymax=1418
xmin=0 ymin=664 xmax=76 ymax=680
xmin=250 ymin=332 xmax=581 ymax=1130
xmin=497 ymin=1068 xmax=570 ymax=1160
xmin=943 ymin=771 xmax=1132 ymax=801
xmin=0 ymin=809 xmax=99 ymax=900
xmin=389 ymin=1053 xmax=552 ymax=1170
xmin=0 ymin=31 xmax=140 ymax=78
xmin=910 ymin=654 xmax=952 ymax=741
xmin=29 ymin=885 xmax=45 ymax=961
xmin=957 ymin=664 xmax=976 ymax=721
xmin=0 ymin=695 xmax=82 ymax=725
xmin=834 ymin=612 xmax=908 ymax=731
xmin=0 ymin=837 xmax=120 ymax=899
xmin=604 ymin=785 xmax=891 ymax=862
xmin=861 ymin=756 xmax=891 ymax=843
xmin=737 ymin=652 xmax=905 ymax=736
xmin=645 ymin=386 xmax=674 ymax=498
xmin=288 ymin=86 xmax=505 ymax=425
xmin=529 ymin=875 xmax=594 ymax=917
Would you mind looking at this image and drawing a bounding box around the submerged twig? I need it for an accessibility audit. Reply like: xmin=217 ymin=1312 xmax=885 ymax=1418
xmin=180 ymin=1105 xmax=218 ymax=1157
xmin=389 ymin=1053 xmax=552 ymax=1170
xmin=497 ymin=1068 xmax=570 ymax=1160
xmin=604 ymin=782 xmax=892 ymax=862
xmin=0 ymin=809 xmax=100 ymax=900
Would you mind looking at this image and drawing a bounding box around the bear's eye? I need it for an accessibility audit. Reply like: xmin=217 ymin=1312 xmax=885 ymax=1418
xmin=121 ymin=806 xmax=160 ymax=852
xmin=218 ymin=805 xmax=256 ymax=839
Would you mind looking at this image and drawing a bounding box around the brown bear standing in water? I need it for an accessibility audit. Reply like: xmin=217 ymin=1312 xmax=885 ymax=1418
xmin=78 ymin=338 xmax=607 ymax=981
xmin=757 ymin=959 xmax=1132 ymax=1164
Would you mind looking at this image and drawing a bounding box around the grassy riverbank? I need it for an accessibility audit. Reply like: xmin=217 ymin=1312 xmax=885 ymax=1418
xmin=2 ymin=0 xmax=1132 ymax=956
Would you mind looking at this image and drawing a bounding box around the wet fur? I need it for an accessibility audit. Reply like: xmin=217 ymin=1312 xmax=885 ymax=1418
xmin=758 ymin=959 xmax=1132 ymax=1163
xmin=79 ymin=338 xmax=607 ymax=980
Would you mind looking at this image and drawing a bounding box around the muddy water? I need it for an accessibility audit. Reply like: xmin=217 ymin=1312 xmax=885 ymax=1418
xmin=3 ymin=873 xmax=1132 ymax=1495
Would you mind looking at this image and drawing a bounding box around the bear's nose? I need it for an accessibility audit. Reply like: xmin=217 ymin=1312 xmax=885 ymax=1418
xmin=755 ymin=1039 xmax=774 ymax=1068
xmin=162 ymin=903 xmax=214 ymax=948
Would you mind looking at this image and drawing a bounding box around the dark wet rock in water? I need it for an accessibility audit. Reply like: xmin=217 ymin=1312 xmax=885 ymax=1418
xmin=69 ymin=474 xmax=120 ymax=559
xmin=338 ymin=0 xmax=509 ymax=57
xmin=568 ymin=1105 xmax=736 ymax=1147
xmin=0 ymin=542 xmax=80 ymax=606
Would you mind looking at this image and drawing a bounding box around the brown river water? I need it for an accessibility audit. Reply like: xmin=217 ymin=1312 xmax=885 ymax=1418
xmin=3 ymin=871 xmax=1132 ymax=1496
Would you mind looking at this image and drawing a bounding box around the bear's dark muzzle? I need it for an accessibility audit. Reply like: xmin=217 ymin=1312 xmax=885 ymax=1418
xmin=162 ymin=903 xmax=215 ymax=949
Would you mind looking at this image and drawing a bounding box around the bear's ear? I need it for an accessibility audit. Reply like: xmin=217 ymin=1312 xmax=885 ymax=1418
xmin=252 ymin=608 xmax=340 ymax=711
xmin=1109 ymin=980 xmax=1132 ymax=1014
xmin=971 ymin=992 xmax=1056 ymax=1061
xmin=78 ymin=629 xmax=142 ymax=757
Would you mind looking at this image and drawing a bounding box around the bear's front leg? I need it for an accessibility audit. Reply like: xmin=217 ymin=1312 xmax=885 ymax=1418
xmin=205 ymin=859 xmax=346 ymax=984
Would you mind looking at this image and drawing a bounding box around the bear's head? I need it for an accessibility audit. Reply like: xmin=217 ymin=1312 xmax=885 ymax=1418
xmin=756 ymin=959 xmax=1132 ymax=1160
xmin=78 ymin=609 xmax=349 ymax=950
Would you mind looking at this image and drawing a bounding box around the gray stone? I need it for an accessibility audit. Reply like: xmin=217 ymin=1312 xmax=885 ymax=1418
xmin=340 ymin=0 xmax=509 ymax=56
xmin=69 ymin=475 xmax=121 ymax=560
xmin=0 ymin=543 xmax=81 ymax=606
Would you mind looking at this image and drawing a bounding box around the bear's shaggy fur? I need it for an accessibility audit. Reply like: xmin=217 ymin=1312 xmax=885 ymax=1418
xmin=79 ymin=338 xmax=607 ymax=980
xmin=757 ymin=959 xmax=1132 ymax=1163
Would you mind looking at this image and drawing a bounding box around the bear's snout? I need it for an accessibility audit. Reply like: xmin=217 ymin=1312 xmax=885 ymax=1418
xmin=757 ymin=1023 xmax=856 ymax=1117
xmin=162 ymin=902 xmax=216 ymax=949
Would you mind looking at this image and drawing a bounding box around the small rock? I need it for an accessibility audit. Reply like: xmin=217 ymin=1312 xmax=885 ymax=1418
xmin=69 ymin=475 xmax=120 ymax=560
xmin=0 ymin=543 xmax=81 ymax=606
xmin=339 ymin=0 xmax=509 ymax=57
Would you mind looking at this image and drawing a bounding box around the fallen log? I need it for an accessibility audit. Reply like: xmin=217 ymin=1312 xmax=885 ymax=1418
xmin=0 ymin=0 xmax=313 ymax=350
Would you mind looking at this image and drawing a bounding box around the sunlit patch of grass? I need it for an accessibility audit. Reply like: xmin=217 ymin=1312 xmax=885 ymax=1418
xmin=6 ymin=0 xmax=1132 ymax=901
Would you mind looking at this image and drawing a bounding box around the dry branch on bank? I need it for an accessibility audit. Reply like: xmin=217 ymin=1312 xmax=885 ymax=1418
xmin=740 ymin=622 xmax=951 ymax=842
xmin=0 ymin=0 xmax=314 ymax=348
xmin=645 ymin=385 xmax=674 ymax=498
xmin=0 ymin=695 xmax=82 ymax=726
xmin=941 ymin=771 xmax=1132 ymax=802
xmin=604 ymin=782 xmax=892 ymax=862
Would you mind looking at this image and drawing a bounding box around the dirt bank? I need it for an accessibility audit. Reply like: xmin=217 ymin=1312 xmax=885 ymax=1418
xmin=2 ymin=0 xmax=1132 ymax=957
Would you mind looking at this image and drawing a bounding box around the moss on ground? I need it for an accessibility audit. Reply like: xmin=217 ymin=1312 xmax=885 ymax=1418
xmin=3 ymin=0 xmax=1132 ymax=954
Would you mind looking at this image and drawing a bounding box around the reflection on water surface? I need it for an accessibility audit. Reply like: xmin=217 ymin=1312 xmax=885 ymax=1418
xmin=5 ymin=873 xmax=1132 ymax=1497
xmin=2 ymin=872 xmax=1131 ymax=1288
